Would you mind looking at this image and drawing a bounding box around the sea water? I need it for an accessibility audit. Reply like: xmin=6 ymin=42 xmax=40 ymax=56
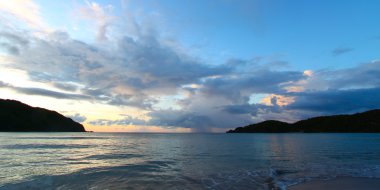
xmin=1 ymin=133 xmax=380 ymax=190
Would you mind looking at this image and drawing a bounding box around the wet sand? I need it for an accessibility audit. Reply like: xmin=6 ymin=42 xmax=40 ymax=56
xmin=289 ymin=177 xmax=380 ymax=190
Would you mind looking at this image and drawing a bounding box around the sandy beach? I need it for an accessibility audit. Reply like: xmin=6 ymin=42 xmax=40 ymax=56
xmin=289 ymin=177 xmax=380 ymax=190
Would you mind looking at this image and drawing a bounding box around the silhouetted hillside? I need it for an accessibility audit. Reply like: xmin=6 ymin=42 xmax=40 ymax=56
xmin=0 ymin=99 xmax=86 ymax=132
xmin=227 ymin=110 xmax=380 ymax=133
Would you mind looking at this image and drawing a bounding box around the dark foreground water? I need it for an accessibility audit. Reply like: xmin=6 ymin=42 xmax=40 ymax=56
xmin=1 ymin=133 xmax=380 ymax=190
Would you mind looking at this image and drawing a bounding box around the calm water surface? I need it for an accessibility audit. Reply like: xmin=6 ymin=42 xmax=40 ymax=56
xmin=1 ymin=133 xmax=380 ymax=189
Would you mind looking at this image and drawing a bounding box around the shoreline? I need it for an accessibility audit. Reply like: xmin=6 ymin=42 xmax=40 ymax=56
xmin=288 ymin=177 xmax=380 ymax=190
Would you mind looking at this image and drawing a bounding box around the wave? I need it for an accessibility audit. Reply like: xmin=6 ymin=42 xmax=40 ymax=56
xmin=1 ymin=162 xmax=379 ymax=190
xmin=14 ymin=137 xmax=108 ymax=140
xmin=2 ymin=144 xmax=92 ymax=149
xmin=83 ymin=153 xmax=143 ymax=160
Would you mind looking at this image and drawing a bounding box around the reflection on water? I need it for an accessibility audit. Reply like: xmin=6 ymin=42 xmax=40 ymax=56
xmin=1 ymin=133 xmax=380 ymax=189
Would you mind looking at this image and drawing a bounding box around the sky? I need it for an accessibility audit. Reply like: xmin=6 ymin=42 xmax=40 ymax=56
xmin=0 ymin=0 xmax=380 ymax=132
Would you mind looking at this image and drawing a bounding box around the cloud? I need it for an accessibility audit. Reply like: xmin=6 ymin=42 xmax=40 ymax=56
xmin=332 ymin=47 xmax=354 ymax=56
xmin=302 ymin=60 xmax=380 ymax=91
xmin=79 ymin=1 xmax=114 ymax=41
xmin=15 ymin=87 xmax=90 ymax=100
xmin=0 ymin=81 xmax=8 ymax=87
xmin=0 ymin=0 xmax=49 ymax=31
xmin=68 ymin=113 xmax=87 ymax=123
xmin=0 ymin=42 xmax=20 ymax=55
xmin=303 ymin=70 xmax=313 ymax=77
xmin=90 ymin=110 xmax=218 ymax=132
xmin=0 ymin=27 xmax=234 ymax=108
xmin=147 ymin=110 xmax=218 ymax=132
xmin=1 ymin=1 xmax=380 ymax=132
xmin=5 ymin=26 xmax=377 ymax=130
xmin=287 ymin=87 xmax=380 ymax=114
xmin=0 ymin=31 xmax=29 ymax=55
xmin=52 ymin=82 xmax=79 ymax=92
xmin=200 ymin=68 xmax=305 ymax=103
xmin=221 ymin=104 xmax=260 ymax=116
xmin=3 ymin=26 xmax=379 ymax=130
xmin=0 ymin=81 xmax=91 ymax=100
xmin=117 ymin=36 xmax=231 ymax=90
xmin=0 ymin=32 xmax=29 ymax=45
xmin=89 ymin=116 xmax=146 ymax=126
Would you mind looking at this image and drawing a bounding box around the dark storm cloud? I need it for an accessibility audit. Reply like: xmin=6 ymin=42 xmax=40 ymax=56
xmin=15 ymin=87 xmax=91 ymax=100
xmin=287 ymin=88 xmax=380 ymax=114
xmin=0 ymin=81 xmax=90 ymax=100
xmin=201 ymin=69 xmax=305 ymax=102
xmin=161 ymin=114 xmax=214 ymax=132
xmin=331 ymin=47 xmax=354 ymax=56
xmin=329 ymin=60 xmax=380 ymax=88
xmin=146 ymin=110 xmax=216 ymax=132
xmin=221 ymin=104 xmax=260 ymax=116
xmin=303 ymin=60 xmax=380 ymax=91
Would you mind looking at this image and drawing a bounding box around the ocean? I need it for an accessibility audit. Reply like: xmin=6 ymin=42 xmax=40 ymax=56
xmin=1 ymin=133 xmax=380 ymax=190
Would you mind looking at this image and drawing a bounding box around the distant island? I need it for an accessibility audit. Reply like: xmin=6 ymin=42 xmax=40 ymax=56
xmin=0 ymin=99 xmax=86 ymax=132
xmin=227 ymin=109 xmax=380 ymax=133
